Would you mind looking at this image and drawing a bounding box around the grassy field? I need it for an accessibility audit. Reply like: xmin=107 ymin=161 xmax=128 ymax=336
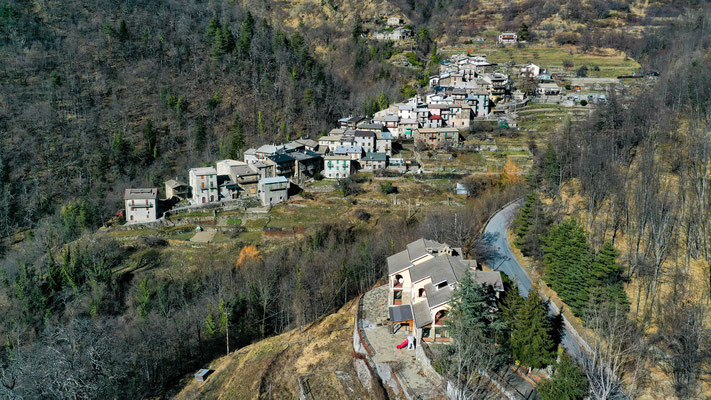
xmin=442 ymin=45 xmax=640 ymax=78
xmin=420 ymin=151 xmax=487 ymax=173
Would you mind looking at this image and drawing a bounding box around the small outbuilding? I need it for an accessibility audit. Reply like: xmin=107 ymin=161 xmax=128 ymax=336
xmin=194 ymin=368 xmax=213 ymax=382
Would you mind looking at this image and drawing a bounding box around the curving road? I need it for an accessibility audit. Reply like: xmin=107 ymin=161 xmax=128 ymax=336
xmin=483 ymin=199 xmax=590 ymax=360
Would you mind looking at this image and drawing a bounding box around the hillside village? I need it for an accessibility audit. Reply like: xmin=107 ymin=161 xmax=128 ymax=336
xmin=124 ymin=48 xmax=639 ymax=225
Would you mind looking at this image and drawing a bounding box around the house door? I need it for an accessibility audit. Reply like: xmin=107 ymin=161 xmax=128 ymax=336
xmin=130 ymin=215 xmax=134 ymax=221
xmin=202 ymin=197 xmax=206 ymax=204
xmin=210 ymin=195 xmax=214 ymax=202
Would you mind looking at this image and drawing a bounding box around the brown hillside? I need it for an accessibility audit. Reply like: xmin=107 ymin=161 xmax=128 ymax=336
xmin=174 ymin=301 xmax=384 ymax=399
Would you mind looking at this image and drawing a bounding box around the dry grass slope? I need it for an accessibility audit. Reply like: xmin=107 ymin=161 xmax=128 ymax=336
xmin=175 ymin=300 xmax=381 ymax=400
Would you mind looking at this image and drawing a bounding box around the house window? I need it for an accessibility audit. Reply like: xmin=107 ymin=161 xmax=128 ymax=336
xmin=201 ymin=182 xmax=205 ymax=189
xmin=422 ymin=327 xmax=431 ymax=338
xmin=210 ymin=195 xmax=214 ymax=202
xmin=436 ymin=281 xmax=448 ymax=289
xmin=418 ymin=288 xmax=425 ymax=297
xmin=130 ymin=215 xmax=134 ymax=221
xmin=202 ymin=198 xmax=206 ymax=204
xmin=393 ymin=290 xmax=402 ymax=305
xmin=435 ymin=310 xmax=448 ymax=324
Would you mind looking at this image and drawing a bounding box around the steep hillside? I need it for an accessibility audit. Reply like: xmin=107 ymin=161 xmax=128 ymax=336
xmin=0 ymin=0 xmax=356 ymax=238
xmin=174 ymin=301 xmax=385 ymax=399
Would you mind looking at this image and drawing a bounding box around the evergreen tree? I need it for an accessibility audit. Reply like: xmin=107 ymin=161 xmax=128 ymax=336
xmin=590 ymin=241 xmax=628 ymax=309
xmin=206 ymin=17 xmax=221 ymax=41
xmin=447 ymin=272 xmax=510 ymax=376
xmin=221 ymin=25 xmax=235 ymax=53
xmin=537 ymin=352 xmax=589 ymax=400
xmin=228 ymin=115 xmax=245 ymax=159
xmin=518 ymin=23 xmax=530 ymax=41
xmin=238 ymin=12 xmax=254 ymax=54
xmin=514 ymin=192 xmax=537 ymax=248
xmin=449 ymin=272 xmax=507 ymax=344
xmin=213 ymin=25 xmax=233 ymax=57
xmin=118 ymin=20 xmax=129 ymax=41
xmin=195 ymin=118 xmax=207 ymax=151
xmin=541 ymin=219 xmax=594 ymax=317
xmin=511 ymin=289 xmax=556 ymax=369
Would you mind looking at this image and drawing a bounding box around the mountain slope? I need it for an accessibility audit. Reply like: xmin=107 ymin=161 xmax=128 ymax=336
xmin=174 ymin=301 xmax=385 ymax=399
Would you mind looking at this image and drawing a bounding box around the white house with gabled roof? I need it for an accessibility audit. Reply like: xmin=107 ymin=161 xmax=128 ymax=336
xmin=189 ymin=167 xmax=218 ymax=204
xmin=387 ymin=238 xmax=504 ymax=343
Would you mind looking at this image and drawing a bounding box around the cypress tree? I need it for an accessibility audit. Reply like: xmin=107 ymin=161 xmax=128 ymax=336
xmin=511 ymin=289 xmax=556 ymax=369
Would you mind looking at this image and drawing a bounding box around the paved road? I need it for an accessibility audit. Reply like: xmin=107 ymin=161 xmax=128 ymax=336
xmin=483 ymin=199 xmax=589 ymax=360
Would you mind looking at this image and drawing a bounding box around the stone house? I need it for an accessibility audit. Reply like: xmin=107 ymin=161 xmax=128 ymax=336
xmin=376 ymin=131 xmax=393 ymax=156
xmin=334 ymin=145 xmax=363 ymax=161
xmin=265 ymin=152 xmax=295 ymax=180
xmin=387 ymin=239 xmax=503 ymax=342
xmin=361 ymin=152 xmax=388 ymax=171
xmin=324 ymin=156 xmax=355 ymax=179
xmin=259 ymin=176 xmax=289 ymax=207
xmin=165 ymin=179 xmax=189 ymax=200
xmin=318 ymin=135 xmax=342 ymax=154
xmin=354 ymin=130 xmax=376 ymax=153
xmin=124 ymin=188 xmax=158 ymax=223
xmin=189 ymin=167 xmax=218 ymax=204
xmin=289 ymin=149 xmax=323 ymax=183
xmin=414 ymin=128 xmax=460 ymax=149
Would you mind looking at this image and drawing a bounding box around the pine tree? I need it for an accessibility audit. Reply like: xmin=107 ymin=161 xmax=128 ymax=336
xmin=206 ymin=17 xmax=221 ymax=41
xmin=590 ymin=241 xmax=628 ymax=309
xmin=541 ymin=219 xmax=594 ymax=318
xmin=538 ymin=352 xmax=588 ymax=400
xmin=118 ymin=20 xmax=129 ymax=41
xmin=517 ymin=23 xmax=530 ymax=41
xmin=221 ymin=26 xmax=234 ymax=53
xmin=515 ymin=192 xmax=537 ymax=248
xmin=238 ymin=12 xmax=254 ymax=54
xmin=511 ymin=289 xmax=556 ymax=369
xmin=228 ymin=115 xmax=245 ymax=159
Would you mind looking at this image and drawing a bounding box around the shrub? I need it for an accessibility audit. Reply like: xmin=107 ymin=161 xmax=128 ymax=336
xmin=138 ymin=235 xmax=168 ymax=248
xmin=354 ymin=209 xmax=371 ymax=221
xmin=226 ymin=218 xmax=242 ymax=226
xmin=380 ymin=182 xmax=398 ymax=195
xmin=313 ymin=172 xmax=324 ymax=181
xmin=580 ymin=100 xmax=588 ymax=106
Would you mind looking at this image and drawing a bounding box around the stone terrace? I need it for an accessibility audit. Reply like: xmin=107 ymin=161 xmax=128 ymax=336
xmin=360 ymin=284 xmax=445 ymax=399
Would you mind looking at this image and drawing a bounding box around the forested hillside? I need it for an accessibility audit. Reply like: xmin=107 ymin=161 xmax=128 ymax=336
xmin=2 ymin=0 xmax=711 ymax=398
xmin=0 ymin=0 xmax=359 ymax=239
xmin=516 ymin=7 xmax=711 ymax=397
